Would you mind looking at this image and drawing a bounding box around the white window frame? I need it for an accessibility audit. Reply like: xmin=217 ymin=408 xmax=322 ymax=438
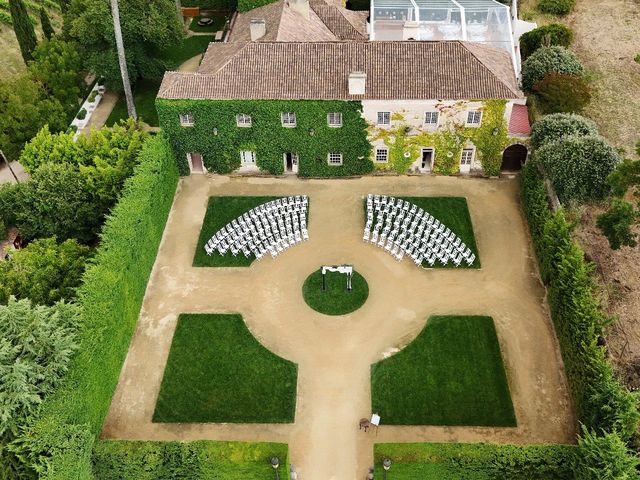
xmin=240 ymin=150 xmax=256 ymax=165
xmin=179 ymin=113 xmax=194 ymax=127
xmin=460 ymin=148 xmax=474 ymax=165
xmin=281 ymin=112 xmax=296 ymax=127
xmin=424 ymin=111 xmax=439 ymax=127
xmin=377 ymin=111 xmax=391 ymax=126
xmin=327 ymin=112 xmax=343 ymax=128
xmin=375 ymin=147 xmax=389 ymax=163
xmin=236 ymin=113 xmax=252 ymax=127
xmin=466 ymin=110 xmax=483 ymax=127
xmin=327 ymin=152 xmax=343 ymax=166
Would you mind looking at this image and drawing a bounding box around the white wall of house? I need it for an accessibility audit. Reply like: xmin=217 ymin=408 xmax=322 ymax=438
xmin=362 ymin=99 xmax=519 ymax=173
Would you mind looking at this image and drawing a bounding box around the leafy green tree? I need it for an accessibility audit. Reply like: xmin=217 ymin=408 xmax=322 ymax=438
xmin=597 ymin=158 xmax=640 ymax=250
xmin=67 ymin=0 xmax=183 ymax=88
xmin=19 ymin=120 xmax=147 ymax=211
xmin=531 ymin=113 xmax=598 ymax=149
xmin=0 ymin=297 xmax=81 ymax=439
xmin=0 ymin=76 xmax=67 ymax=161
xmin=28 ymin=38 xmax=84 ymax=115
xmin=574 ymin=428 xmax=639 ymax=480
xmin=536 ymin=135 xmax=620 ymax=203
xmin=9 ymin=0 xmax=38 ymax=63
xmin=39 ymin=6 xmax=55 ymax=40
xmin=533 ymin=73 xmax=591 ymax=114
xmin=519 ymin=23 xmax=574 ymax=60
xmin=521 ymin=46 xmax=583 ymax=93
xmin=2 ymin=163 xmax=103 ymax=243
xmin=596 ymin=199 xmax=638 ymax=250
xmin=0 ymin=237 xmax=92 ymax=305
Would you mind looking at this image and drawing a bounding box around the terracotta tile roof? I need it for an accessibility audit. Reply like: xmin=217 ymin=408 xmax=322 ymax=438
xmin=309 ymin=0 xmax=366 ymax=40
xmin=227 ymin=0 xmax=338 ymax=43
xmin=158 ymin=41 xmax=524 ymax=101
xmin=508 ymin=104 xmax=531 ymax=136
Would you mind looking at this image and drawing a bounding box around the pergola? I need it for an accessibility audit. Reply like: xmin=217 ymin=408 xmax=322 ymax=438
xmin=369 ymin=0 xmax=517 ymax=71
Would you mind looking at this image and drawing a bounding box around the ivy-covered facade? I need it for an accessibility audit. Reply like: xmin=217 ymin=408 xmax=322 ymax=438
xmin=157 ymin=41 xmax=529 ymax=177
xmin=157 ymin=99 xmax=373 ymax=177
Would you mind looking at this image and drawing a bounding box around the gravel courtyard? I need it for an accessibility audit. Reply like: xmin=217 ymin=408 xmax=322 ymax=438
xmin=101 ymin=174 xmax=576 ymax=480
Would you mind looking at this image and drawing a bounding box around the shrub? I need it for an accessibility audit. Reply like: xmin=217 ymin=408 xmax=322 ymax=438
xmin=530 ymin=113 xmax=598 ymax=149
xmin=521 ymin=46 xmax=583 ymax=93
xmin=596 ymin=199 xmax=638 ymax=249
xmin=0 ymin=298 xmax=81 ymax=440
xmin=533 ymin=73 xmax=591 ymax=114
xmin=538 ymin=0 xmax=575 ymax=15
xmin=574 ymin=428 xmax=640 ymax=480
xmin=519 ymin=24 xmax=574 ymax=60
xmin=76 ymin=108 xmax=87 ymax=120
xmin=92 ymin=440 xmax=289 ymax=480
xmin=12 ymin=135 xmax=179 ymax=477
xmin=520 ymin=162 xmax=639 ymax=440
xmin=87 ymin=91 xmax=98 ymax=103
xmin=0 ymin=237 xmax=92 ymax=305
xmin=0 ymin=219 xmax=6 ymax=240
xmin=536 ymin=135 xmax=620 ymax=203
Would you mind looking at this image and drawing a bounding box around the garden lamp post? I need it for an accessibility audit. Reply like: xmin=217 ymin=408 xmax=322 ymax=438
xmin=271 ymin=456 xmax=280 ymax=480
xmin=383 ymin=458 xmax=392 ymax=480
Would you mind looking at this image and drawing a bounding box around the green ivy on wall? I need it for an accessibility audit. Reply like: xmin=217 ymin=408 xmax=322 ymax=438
xmin=157 ymin=99 xmax=373 ymax=177
xmin=369 ymin=100 xmax=512 ymax=176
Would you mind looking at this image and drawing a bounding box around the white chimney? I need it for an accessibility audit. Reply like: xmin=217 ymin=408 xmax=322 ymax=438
xmin=288 ymin=0 xmax=310 ymax=19
xmin=250 ymin=18 xmax=266 ymax=41
xmin=348 ymin=72 xmax=367 ymax=95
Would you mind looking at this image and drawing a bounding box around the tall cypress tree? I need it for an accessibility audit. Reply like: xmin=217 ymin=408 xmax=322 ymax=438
xmin=39 ymin=6 xmax=54 ymax=40
xmin=9 ymin=0 xmax=38 ymax=63
xmin=57 ymin=0 xmax=69 ymax=13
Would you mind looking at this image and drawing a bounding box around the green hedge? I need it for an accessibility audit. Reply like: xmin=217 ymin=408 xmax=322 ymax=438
xmin=14 ymin=134 xmax=180 ymax=479
xmin=92 ymin=440 xmax=289 ymax=479
xmin=156 ymin=99 xmax=373 ymax=177
xmin=374 ymin=442 xmax=577 ymax=479
xmin=520 ymin=161 xmax=639 ymax=440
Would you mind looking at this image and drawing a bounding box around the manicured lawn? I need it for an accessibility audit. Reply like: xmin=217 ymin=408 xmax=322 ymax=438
xmin=93 ymin=440 xmax=290 ymax=479
xmin=302 ymin=269 xmax=369 ymax=315
xmin=153 ymin=314 xmax=297 ymax=423
xmin=366 ymin=197 xmax=480 ymax=268
xmin=373 ymin=443 xmax=577 ymax=479
xmin=193 ymin=196 xmax=279 ymax=267
xmin=189 ymin=15 xmax=227 ymax=33
xmin=162 ymin=35 xmax=215 ymax=70
xmin=371 ymin=316 xmax=516 ymax=426
xmin=106 ymin=79 xmax=160 ymax=127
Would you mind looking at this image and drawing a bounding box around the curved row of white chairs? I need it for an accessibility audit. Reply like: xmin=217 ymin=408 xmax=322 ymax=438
xmin=205 ymin=196 xmax=309 ymax=260
xmin=364 ymin=194 xmax=476 ymax=267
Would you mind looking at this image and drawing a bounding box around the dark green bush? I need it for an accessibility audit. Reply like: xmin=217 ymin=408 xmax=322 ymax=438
xmin=521 ymin=46 xmax=583 ymax=93
xmin=538 ymin=0 xmax=575 ymax=15
xmin=574 ymin=428 xmax=639 ymax=480
xmin=157 ymin=99 xmax=373 ymax=177
xmin=76 ymin=108 xmax=87 ymax=120
xmin=519 ymin=24 xmax=574 ymax=60
xmin=520 ymin=162 xmax=639 ymax=440
xmin=530 ymin=113 xmax=598 ymax=149
xmin=0 ymin=237 xmax=92 ymax=305
xmin=596 ymin=199 xmax=638 ymax=250
xmin=12 ymin=134 xmax=179 ymax=478
xmin=87 ymin=91 xmax=98 ymax=103
xmin=536 ymin=135 xmax=620 ymax=203
xmin=533 ymin=73 xmax=591 ymax=114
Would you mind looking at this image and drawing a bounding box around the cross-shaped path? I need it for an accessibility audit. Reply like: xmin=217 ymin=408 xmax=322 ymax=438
xmin=102 ymin=174 xmax=576 ymax=479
